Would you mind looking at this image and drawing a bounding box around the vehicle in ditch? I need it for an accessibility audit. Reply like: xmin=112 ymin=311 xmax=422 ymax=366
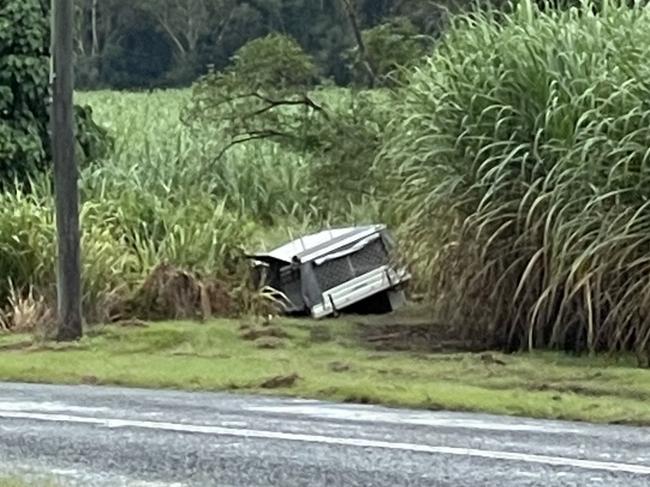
xmin=246 ymin=224 xmax=410 ymax=318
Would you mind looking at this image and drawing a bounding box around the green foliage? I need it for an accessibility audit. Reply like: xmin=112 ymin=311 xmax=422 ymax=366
xmin=296 ymin=89 xmax=395 ymax=208
xmin=228 ymin=33 xmax=319 ymax=90
xmin=0 ymin=178 xmax=256 ymax=325
xmin=0 ymin=0 xmax=112 ymax=186
xmin=0 ymin=188 xmax=55 ymax=304
xmin=0 ymin=0 xmax=50 ymax=184
xmin=185 ymin=33 xmax=392 ymax=212
xmin=385 ymin=0 xmax=650 ymax=361
xmin=185 ymin=33 xmax=318 ymax=134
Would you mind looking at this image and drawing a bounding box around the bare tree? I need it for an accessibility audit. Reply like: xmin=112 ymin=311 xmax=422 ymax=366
xmin=75 ymin=0 xmax=122 ymax=58
xmin=140 ymin=0 xmax=235 ymax=60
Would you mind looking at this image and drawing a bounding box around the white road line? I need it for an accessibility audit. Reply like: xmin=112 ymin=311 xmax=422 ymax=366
xmin=0 ymin=401 xmax=111 ymax=415
xmin=1 ymin=410 xmax=649 ymax=476
xmin=245 ymin=405 xmax=582 ymax=434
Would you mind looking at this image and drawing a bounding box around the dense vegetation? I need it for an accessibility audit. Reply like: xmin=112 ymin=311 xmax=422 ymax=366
xmin=1 ymin=90 xmax=294 ymax=330
xmin=0 ymin=0 xmax=111 ymax=188
xmin=184 ymin=33 xmax=395 ymax=208
xmin=386 ymin=1 xmax=650 ymax=362
xmin=74 ymin=0 xmax=445 ymax=89
xmin=3 ymin=1 xmax=650 ymax=367
xmin=0 ymin=0 xmax=50 ymax=183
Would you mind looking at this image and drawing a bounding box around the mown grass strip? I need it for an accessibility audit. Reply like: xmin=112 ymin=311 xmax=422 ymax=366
xmin=1 ymin=318 xmax=648 ymax=425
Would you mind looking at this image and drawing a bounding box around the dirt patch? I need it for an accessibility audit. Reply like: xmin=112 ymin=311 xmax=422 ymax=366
xmin=309 ymin=324 xmax=332 ymax=343
xmin=328 ymin=361 xmax=351 ymax=372
xmin=358 ymin=321 xmax=480 ymax=353
xmin=479 ymin=353 xmax=507 ymax=366
xmin=171 ymin=351 xmax=231 ymax=359
xmin=527 ymin=382 xmax=650 ymax=401
xmin=0 ymin=340 xmax=33 ymax=351
xmin=352 ymin=305 xmax=483 ymax=353
xmin=240 ymin=326 xmax=290 ymax=341
xmin=259 ymin=373 xmax=300 ymax=388
xmin=113 ymin=319 xmax=149 ymax=328
xmin=254 ymin=336 xmax=285 ymax=349
xmin=342 ymin=394 xmax=373 ymax=404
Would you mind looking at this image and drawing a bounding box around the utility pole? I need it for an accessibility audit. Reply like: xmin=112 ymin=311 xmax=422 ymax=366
xmin=52 ymin=0 xmax=83 ymax=340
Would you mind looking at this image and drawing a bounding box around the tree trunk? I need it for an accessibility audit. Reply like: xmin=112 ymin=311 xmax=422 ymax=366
xmin=91 ymin=0 xmax=99 ymax=57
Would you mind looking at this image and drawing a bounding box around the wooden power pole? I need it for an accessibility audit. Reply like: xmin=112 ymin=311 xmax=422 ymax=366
xmin=52 ymin=0 xmax=83 ymax=340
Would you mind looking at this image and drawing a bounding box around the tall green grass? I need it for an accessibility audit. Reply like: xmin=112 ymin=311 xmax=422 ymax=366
xmin=0 ymin=181 xmax=256 ymax=323
xmin=77 ymin=90 xmax=319 ymax=223
xmin=385 ymin=1 xmax=650 ymax=360
xmin=0 ymin=89 xmax=377 ymax=325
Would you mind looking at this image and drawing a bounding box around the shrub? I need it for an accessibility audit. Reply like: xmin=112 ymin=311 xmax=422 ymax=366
xmin=0 ymin=0 xmax=111 ymax=186
xmin=0 ymin=0 xmax=50 ymax=184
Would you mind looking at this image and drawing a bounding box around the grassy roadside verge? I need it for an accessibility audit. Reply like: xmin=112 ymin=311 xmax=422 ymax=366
xmin=0 ymin=478 xmax=54 ymax=487
xmin=0 ymin=480 xmax=26 ymax=487
xmin=0 ymin=318 xmax=648 ymax=425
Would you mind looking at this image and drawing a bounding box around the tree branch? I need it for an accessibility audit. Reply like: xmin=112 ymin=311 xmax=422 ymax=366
xmin=340 ymin=0 xmax=377 ymax=87
xmin=211 ymin=129 xmax=295 ymax=162
xmin=189 ymin=91 xmax=327 ymax=123
xmin=246 ymin=92 xmax=326 ymax=117
xmin=212 ymin=7 xmax=235 ymax=47
xmin=151 ymin=7 xmax=187 ymax=56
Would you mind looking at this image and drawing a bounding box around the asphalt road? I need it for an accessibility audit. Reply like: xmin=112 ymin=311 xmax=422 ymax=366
xmin=0 ymin=383 xmax=649 ymax=486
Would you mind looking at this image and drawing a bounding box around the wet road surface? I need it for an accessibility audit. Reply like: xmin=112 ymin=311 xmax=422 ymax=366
xmin=0 ymin=382 xmax=649 ymax=486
